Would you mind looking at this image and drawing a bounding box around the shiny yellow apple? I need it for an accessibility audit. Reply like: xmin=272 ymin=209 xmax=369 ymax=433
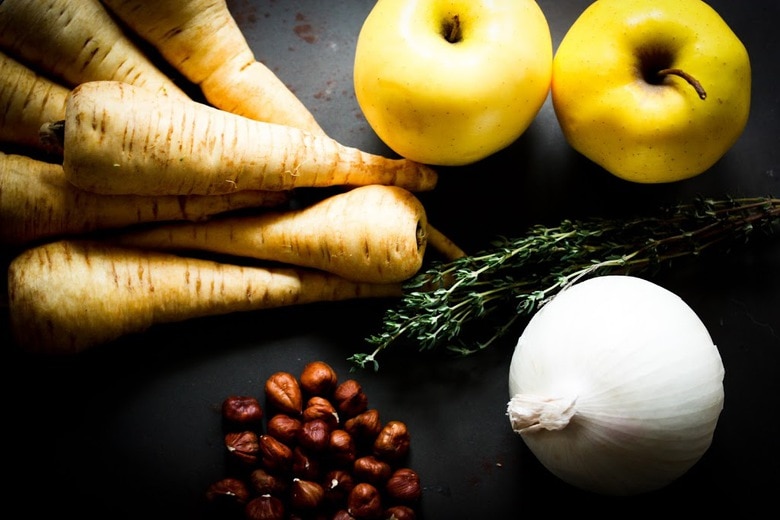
xmin=353 ymin=0 xmax=553 ymax=166
xmin=551 ymin=0 xmax=751 ymax=183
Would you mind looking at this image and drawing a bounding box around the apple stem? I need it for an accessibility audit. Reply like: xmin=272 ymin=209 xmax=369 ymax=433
xmin=658 ymin=68 xmax=707 ymax=100
xmin=444 ymin=15 xmax=462 ymax=43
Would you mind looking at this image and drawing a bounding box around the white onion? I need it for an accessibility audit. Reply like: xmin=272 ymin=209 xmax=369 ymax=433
xmin=506 ymin=275 xmax=724 ymax=496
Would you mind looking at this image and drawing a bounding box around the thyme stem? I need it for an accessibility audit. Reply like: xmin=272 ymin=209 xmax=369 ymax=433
xmin=351 ymin=196 xmax=780 ymax=371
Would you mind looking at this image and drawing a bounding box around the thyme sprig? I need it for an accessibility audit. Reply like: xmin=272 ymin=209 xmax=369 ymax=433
xmin=351 ymin=196 xmax=780 ymax=371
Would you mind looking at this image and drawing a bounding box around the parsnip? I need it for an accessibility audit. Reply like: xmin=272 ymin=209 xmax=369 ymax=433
xmin=426 ymin=224 xmax=468 ymax=262
xmin=0 ymin=0 xmax=189 ymax=99
xmin=0 ymin=152 xmax=290 ymax=246
xmin=0 ymin=50 xmax=69 ymax=153
xmin=113 ymin=185 xmax=427 ymax=283
xmin=54 ymin=81 xmax=438 ymax=195
xmin=7 ymin=240 xmax=403 ymax=354
xmin=100 ymin=0 xmax=324 ymax=134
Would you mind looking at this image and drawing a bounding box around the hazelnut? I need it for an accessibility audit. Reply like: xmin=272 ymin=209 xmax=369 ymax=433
xmin=302 ymin=396 xmax=340 ymax=427
xmin=224 ymin=430 xmax=259 ymax=465
xmin=385 ymin=468 xmax=421 ymax=504
xmin=333 ymin=379 xmax=368 ymax=418
xmin=292 ymin=445 xmax=322 ymax=480
xmin=347 ymin=482 xmax=382 ymax=519
xmin=245 ymin=495 xmax=285 ymax=520
xmin=204 ymin=477 xmax=250 ymax=513
xmin=290 ymin=478 xmax=325 ymax=510
xmin=322 ymin=469 xmax=355 ymax=506
xmin=328 ymin=429 xmax=357 ymax=467
xmin=373 ymin=421 xmax=410 ymax=462
xmin=300 ymin=360 xmax=338 ymax=397
xmin=265 ymin=371 xmax=303 ymax=415
xmin=353 ymin=455 xmax=392 ymax=485
xmin=298 ymin=418 xmax=331 ymax=453
xmin=221 ymin=395 xmax=263 ymax=427
xmin=384 ymin=505 xmax=417 ymax=520
xmin=344 ymin=409 xmax=382 ymax=445
xmin=266 ymin=413 xmax=302 ymax=446
xmin=210 ymin=366 xmax=421 ymax=519
xmin=258 ymin=434 xmax=293 ymax=473
xmin=249 ymin=467 xmax=288 ymax=496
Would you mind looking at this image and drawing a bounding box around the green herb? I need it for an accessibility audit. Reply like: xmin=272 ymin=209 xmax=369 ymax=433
xmin=351 ymin=196 xmax=780 ymax=371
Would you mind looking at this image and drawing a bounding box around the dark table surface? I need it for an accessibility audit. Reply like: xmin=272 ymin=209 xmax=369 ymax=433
xmin=4 ymin=0 xmax=778 ymax=518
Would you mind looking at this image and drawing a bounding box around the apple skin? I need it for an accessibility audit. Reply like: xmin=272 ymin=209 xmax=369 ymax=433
xmin=353 ymin=0 xmax=553 ymax=166
xmin=551 ymin=0 xmax=751 ymax=183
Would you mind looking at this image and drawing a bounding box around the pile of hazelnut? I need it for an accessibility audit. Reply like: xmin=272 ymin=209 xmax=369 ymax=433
xmin=205 ymin=360 xmax=421 ymax=520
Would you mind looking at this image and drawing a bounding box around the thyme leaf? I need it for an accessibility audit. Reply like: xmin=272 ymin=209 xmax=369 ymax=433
xmin=351 ymin=196 xmax=780 ymax=371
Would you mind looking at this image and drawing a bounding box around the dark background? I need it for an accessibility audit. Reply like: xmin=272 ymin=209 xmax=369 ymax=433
xmin=3 ymin=0 xmax=778 ymax=518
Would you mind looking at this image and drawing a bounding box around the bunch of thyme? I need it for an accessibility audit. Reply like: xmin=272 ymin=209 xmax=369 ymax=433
xmin=350 ymin=196 xmax=780 ymax=371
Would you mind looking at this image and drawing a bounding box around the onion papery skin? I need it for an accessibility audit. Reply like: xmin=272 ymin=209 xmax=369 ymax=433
xmin=507 ymin=275 xmax=725 ymax=496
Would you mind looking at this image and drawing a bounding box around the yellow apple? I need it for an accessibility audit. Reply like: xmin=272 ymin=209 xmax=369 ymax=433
xmin=551 ymin=0 xmax=751 ymax=183
xmin=353 ymin=0 xmax=553 ymax=166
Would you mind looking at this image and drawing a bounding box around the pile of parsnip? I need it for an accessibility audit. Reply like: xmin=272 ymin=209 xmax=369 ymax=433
xmin=0 ymin=0 xmax=460 ymax=355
